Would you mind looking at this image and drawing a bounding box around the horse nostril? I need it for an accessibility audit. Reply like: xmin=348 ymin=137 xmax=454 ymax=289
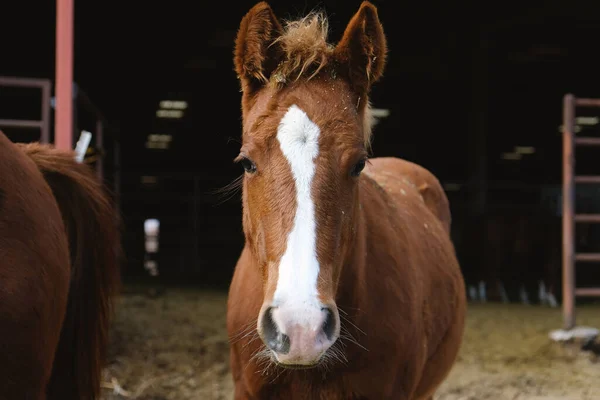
xmin=261 ymin=307 xmax=290 ymax=354
xmin=321 ymin=307 xmax=337 ymax=341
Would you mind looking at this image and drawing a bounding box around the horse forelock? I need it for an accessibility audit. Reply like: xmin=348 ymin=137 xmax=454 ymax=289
xmin=262 ymin=11 xmax=375 ymax=149
xmin=269 ymin=11 xmax=332 ymax=86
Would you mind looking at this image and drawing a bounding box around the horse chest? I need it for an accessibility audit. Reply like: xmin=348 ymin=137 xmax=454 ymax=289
xmin=238 ymin=355 xmax=414 ymax=400
xmin=250 ymin=375 xmax=365 ymax=400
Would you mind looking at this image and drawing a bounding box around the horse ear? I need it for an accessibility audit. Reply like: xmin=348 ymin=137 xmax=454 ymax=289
xmin=334 ymin=1 xmax=387 ymax=96
xmin=234 ymin=2 xmax=284 ymax=95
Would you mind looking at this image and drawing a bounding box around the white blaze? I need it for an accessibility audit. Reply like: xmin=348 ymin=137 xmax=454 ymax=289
xmin=273 ymin=104 xmax=321 ymax=314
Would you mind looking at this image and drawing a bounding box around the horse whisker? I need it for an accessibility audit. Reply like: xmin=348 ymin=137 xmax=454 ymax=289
xmin=209 ymin=174 xmax=244 ymax=206
xmin=338 ymin=307 xmax=367 ymax=336
xmin=228 ymin=318 xmax=258 ymax=344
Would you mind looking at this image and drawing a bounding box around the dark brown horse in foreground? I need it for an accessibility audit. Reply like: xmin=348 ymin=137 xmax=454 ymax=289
xmin=226 ymin=2 xmax=466 ymax=399
xmin=0 ymin=131 xmax=120 ymax=399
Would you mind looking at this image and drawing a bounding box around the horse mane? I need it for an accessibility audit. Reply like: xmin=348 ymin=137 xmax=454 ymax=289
xmin=270 ymin=11 xmax=332 ymax=85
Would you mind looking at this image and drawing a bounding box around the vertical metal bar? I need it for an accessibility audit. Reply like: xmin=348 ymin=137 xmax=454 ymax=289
xmin=193 ymin=176 xmax=199 ymax=271
xmin=54 ymin=0 xmax=74 ymax=150
xmin=562 ymin=93 xmax=576 ymax=330
xmin=468 ymin=33 xmax=488 ymax=217
xmin=40 ymin=81 xmax=51 ymax=144
xmin=95 ymin=120 xmax=104 ymax=180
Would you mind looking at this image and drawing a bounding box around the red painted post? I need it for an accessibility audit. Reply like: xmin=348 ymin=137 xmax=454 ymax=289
xmin=54 ymin=0 xmax=74 ymax=150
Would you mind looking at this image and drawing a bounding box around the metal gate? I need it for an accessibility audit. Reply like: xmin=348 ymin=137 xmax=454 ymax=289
xmin=0 ymin=75 xmax=121 ymax=219
xmin=562 ymin=93 xmax=600 ymax=329
xmin=0 ymin=76 xmax=52 ymax=143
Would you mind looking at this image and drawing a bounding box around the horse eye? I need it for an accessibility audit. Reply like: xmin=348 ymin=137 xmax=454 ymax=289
xmin=240 ymin=157 xmax=257 ymax=174
xmin=350 ymin=159 xmax=366 ymax=177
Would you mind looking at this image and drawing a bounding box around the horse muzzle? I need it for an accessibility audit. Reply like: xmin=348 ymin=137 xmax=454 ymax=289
xmin=258 ymin=302 xmax=340 ymax=366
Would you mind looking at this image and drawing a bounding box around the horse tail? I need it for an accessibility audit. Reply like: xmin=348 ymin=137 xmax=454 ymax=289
xmin=18 ymin=143 xmax=121 ymax=400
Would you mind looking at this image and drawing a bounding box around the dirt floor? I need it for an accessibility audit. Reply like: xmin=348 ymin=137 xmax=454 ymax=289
xmin=100 ymin=285 xmax=600 ymax=400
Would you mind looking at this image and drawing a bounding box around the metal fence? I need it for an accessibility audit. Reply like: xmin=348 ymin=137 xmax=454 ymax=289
xmin=0 ymin=76 xmax=52 ymax=143
xmin=562 ymin=93 xmax=600 ymax=329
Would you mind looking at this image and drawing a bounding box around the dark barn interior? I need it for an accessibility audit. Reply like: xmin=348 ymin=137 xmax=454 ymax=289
xmin=3 ymin=0 xmax=600 ymax=398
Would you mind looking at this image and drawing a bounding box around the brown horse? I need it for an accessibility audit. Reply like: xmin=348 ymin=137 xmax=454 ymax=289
xmin=0 ymin=130 xmax=120 ymax=399
xmin=226 ymin=2 xmax=466 ymax=399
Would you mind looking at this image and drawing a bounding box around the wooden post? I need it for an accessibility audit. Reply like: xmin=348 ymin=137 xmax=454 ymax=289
xmin=54 ymin=0 xmax=74 ymax=150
